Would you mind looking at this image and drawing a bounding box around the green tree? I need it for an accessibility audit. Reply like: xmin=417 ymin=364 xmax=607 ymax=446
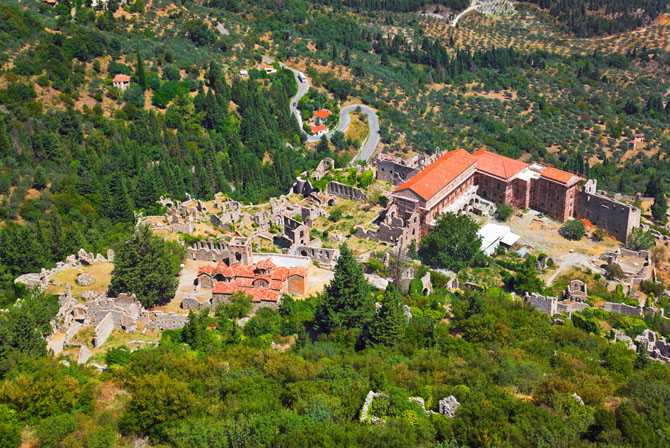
xmin=419 ymin=213 xmax=484 ymax=271
xmin=108 ymin=175 xmax=134 ymax=223
xmin=110 ymin=225 xmax=184 ymax=308
xmin=365 ymin=284 xmax=406 ymax=346
xmin=626 ymin=228 xmax=655 ymax=251
xmin=560 ymin=219 xmax=586 ymax=240
xmin=181 ymin=310 xmax=212 ymax=350
xmin=120 ymin=371 xmax=198 ymax=441
xmin=136 ymin=50 xmax=146 ymax=90
xmin=651 ymin=190 xmax=668 ymax=223
xmin=494 ymin=202 xmax=513 ymax=221
xmin=315 ymin=244 xmax=374 ymax=332
xmin=510 ymin=256 xmax=544 ymax=293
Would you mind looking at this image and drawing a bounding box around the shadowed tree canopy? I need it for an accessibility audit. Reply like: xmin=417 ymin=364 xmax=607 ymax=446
xmin=365 ymin=283 xmax=406 ymax=346
xmin=315 ymin=244 xmax=374 ymax=332
xmin=110 ymin=225 xmax=185 ymax=308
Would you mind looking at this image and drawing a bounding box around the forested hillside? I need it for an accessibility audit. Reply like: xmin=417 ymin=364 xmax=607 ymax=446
xmin=0 ymin=0 xmax=670 ymax=446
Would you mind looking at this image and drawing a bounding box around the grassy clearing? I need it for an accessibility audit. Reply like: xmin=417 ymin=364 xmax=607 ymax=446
xmin=46 ymin=262 xmax=115 ymax=297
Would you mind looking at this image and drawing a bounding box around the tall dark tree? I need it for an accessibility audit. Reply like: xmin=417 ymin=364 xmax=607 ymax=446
xmin=365 ymin=284 xmax=406 ymax=346
xmin=109 ymin=176 xmax=134 ymax=223
xmin=136 ymin=50 xmax=146 ymax=90
xmin=645 ymin=175 xmax=662 ymax=197
xmin=315 ymin=244 xmax=374 ymax=332
xmin=110 ymin=225 xmax=185 ymax=308
xmin=651 ymin=190 xmax=668 ymax=223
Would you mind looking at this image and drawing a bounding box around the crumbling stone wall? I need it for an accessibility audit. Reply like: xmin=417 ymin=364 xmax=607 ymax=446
xmin=603 ymin=302 xmax=643 ymax=317
xmin=576 ymin=180 xmax=641 ymax=243
xmin=327 ymin=181 xmax=368 ymax=201
xmin=376 ymin=158 xmax=421 ymax=186
xmin=94 ymin=313 xmax=114 ymax=347
xmin=146 ymin=312 xmax=189 ymax=330
xmin=564 ymin=280 xmax=587 ymax=302
xmin=556 ymin=301 xmax=590 ymax=314
xmin=525 ymin=292 xmax=558 ymax=315
xmin=636 ymin=329 xmax=670 ymax=363
xmin=290 ymin=245 xmax=340 ymax=265
xmin=313 ymin=158 xmax=334 ymax=180
xmin=187 ymin=237 xmax=252 ymax=265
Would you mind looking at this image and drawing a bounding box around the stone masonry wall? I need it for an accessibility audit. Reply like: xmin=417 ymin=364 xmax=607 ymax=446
xmin=603 ymin=302 xmax=643 ymax=317
xmin=327 ymin=181 xmax=368 ymax=201
xmin=94 ymin=312 xmax=115 ymax=347
xmin=575 ymin=180 xmax=641 ymax=243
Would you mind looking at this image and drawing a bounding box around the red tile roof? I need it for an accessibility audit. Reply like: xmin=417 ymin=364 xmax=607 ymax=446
xmin=472 ymin=149 xmax=529 ymax=180
xmin=394 ymin=149 xmax=476 ymax=201
xmin=312 ymin=109 xmax=331 ymax=120
xmin=112 ymin=74 xmax=130 ymax=83
xmin=309 ymin=124 xmax=328 ymax=134
xmin=212 ymin=281 xmax=279 ymax=302
xmin=541 ymin=167 xmax=580 ymax=185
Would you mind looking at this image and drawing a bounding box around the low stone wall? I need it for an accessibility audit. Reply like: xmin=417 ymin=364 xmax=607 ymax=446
xmin=603 ymin=302 xmax=643 ymax=317
xmin=145 ymin=312 xmax=189 ymax=331
xmin=557 ymin=301 xmax=590 ymax=314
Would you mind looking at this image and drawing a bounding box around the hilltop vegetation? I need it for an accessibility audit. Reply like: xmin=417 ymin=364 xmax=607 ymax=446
xmin=0 ymin=0 xmax=669 ymax=446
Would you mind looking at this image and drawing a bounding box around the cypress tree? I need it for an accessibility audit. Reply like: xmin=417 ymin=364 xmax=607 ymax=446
xmin=365 ymin=284 xmax=406 ymax=346
xmin=651 ymin=190 xmax=668 ymax=224
xmin=109 ymin=175 xmax=134 ymax=223
xmin=315 ymin=244 xmax=374 ymax=332
xmin=136 ymin=50 xmax=146 ymax=90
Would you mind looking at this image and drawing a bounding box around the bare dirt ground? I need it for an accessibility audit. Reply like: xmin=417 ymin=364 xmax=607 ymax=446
xmin=503 ymin=210 xmax=619 ymax=285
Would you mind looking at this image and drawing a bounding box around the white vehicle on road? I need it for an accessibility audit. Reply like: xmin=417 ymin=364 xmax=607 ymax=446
xmin=297 ymin=72 xmax=306 ymax=83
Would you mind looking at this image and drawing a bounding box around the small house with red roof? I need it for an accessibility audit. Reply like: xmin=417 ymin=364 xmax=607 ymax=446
xmin=256 ymin=64 xmax=277 ymax=74
xmin=112 ymin=74 xmax=131 ymax=91
xmin=309 ymin=109 xmax=332 ymax=126
xmin=309 ymin=124 xmax=328 ymax=137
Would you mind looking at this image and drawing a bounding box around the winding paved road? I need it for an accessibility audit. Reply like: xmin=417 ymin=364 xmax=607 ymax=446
xmin=262 ymin=57 xmax=380 ymax=164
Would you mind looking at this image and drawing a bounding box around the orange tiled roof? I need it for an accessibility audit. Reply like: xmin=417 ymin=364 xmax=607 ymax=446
xmin=309 ymin=124 xmax=328 ymax=134
xmin=288 ymin=266 xmax=307 ymax=277
xmin=312 ymin=109 xmax=331 ymax=120
xmin=256 ymin=259 xmax=276 ymax=271
xmin=394 ymin=149 xmax=476 ymax=201
xmin=541 ymin=167 xmax=580 ymax=185
xmin=113 ymin=74 xmax=130 ymax=83
xmin=472 ymin=149 xmax=529 ymax=180
xmin=212 ymin=281 xmax=279 ymax=302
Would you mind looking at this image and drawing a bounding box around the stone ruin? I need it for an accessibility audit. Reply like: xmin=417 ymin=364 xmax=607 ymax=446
xmin=360 ymin=391 xmax=386 ymax=424
xmin=312 ymin=157 xmax=334 ymax=180
xmin=524 ymin=292 xmax=590 ymax=316
xmin=15 ymin=248 xmax=115 ymax=291
xmin=375 ymin=150 xmax=444 ymax=186
xmin=360 ymin=390 xmax=460 ymax=424
xmin=600 ymin=248 xmax=652 ymax=286
xmin=50 ymin=288 xmax=189 ymax=357
xmin=76 ymin=273 xmax=95 ymax=286
xmin=564 ymin=279 xmax=587 ymax=302
xmin=187 ymin=236 xmax=253 ymax=266
xmin=635 ymin=329 xmax=670 ymax=363
xmin=438 ymin=395 xmax=460 ymax=418
xmin=327 ymin=181 xmax=368 ymax=202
